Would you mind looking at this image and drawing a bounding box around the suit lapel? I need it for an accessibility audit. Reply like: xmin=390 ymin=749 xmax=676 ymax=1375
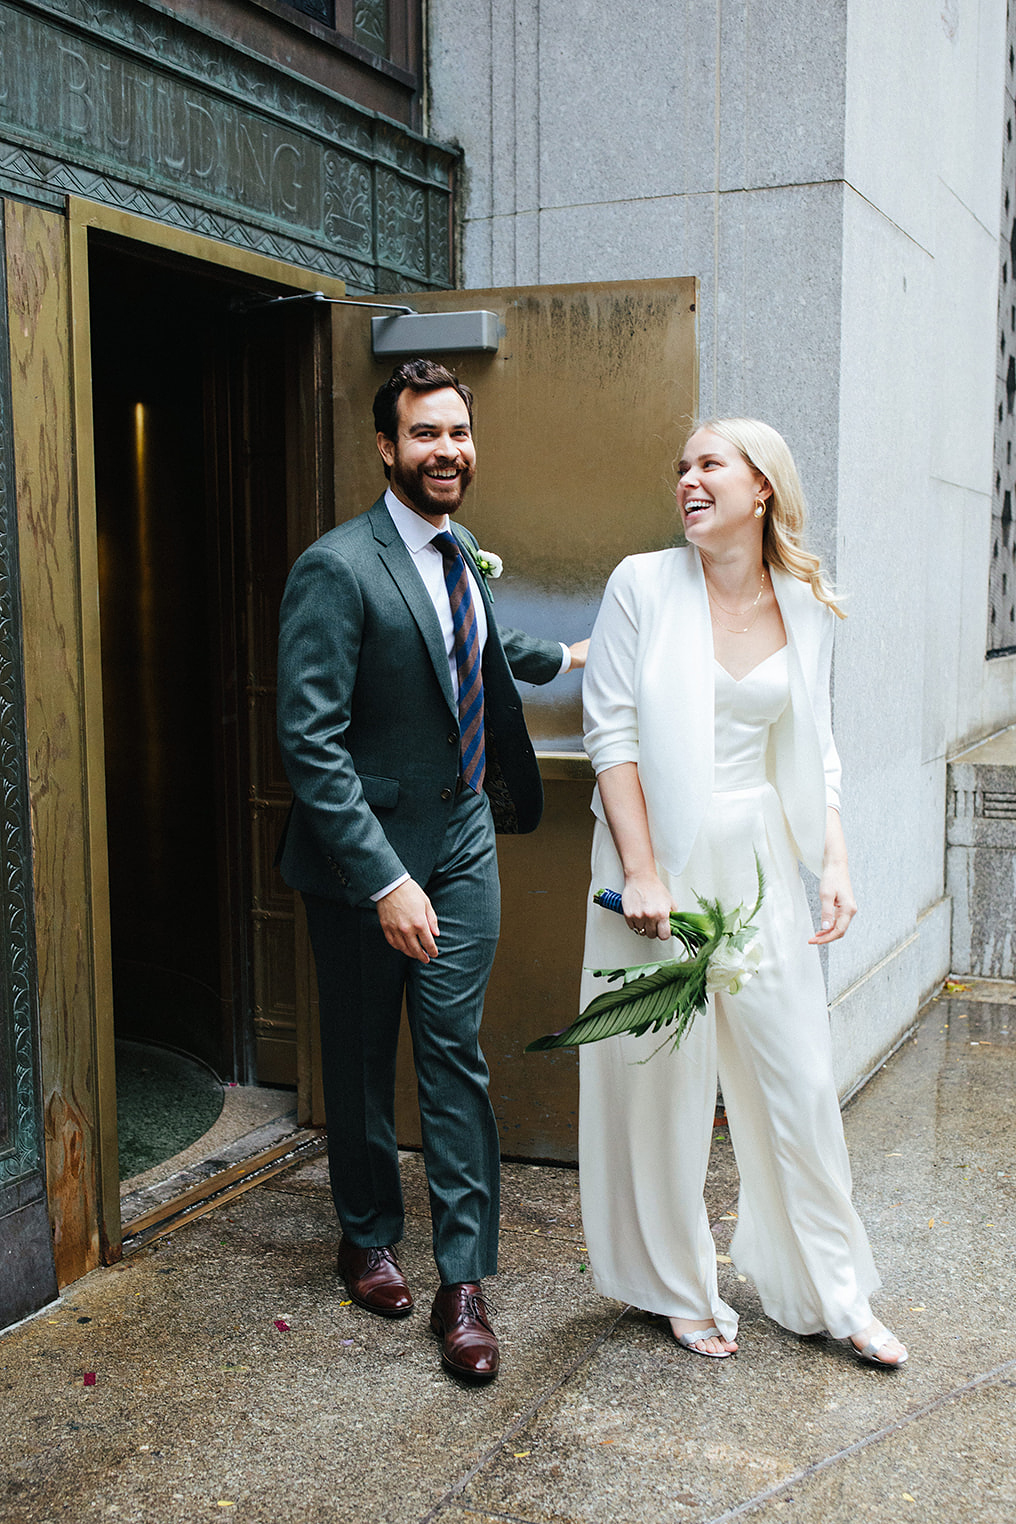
xmin=447 ymin=526 xmax=490 ymax=598
xmin=451 ymin=528 xmax=500 ymax=669
xmin=368 ymin=498 xmax=457 ymax=714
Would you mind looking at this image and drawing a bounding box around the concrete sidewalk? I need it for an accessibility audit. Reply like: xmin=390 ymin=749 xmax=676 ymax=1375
xmin=2 ymin=981 xmax=1014 ymax=1524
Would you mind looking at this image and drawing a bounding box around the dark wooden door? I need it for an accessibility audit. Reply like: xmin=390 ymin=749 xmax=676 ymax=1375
xmin=90 ymin=239 xmax=332 ymax=1103
xmin=225 ymin=297 xmax=332 ymax=1105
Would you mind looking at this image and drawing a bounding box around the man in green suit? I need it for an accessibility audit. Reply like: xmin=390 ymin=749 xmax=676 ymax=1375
xmin=277 ymin=359 xmax=585 ymax=1381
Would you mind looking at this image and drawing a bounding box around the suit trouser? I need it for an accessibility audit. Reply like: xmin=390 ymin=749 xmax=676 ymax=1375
xmin=303 ymin=787 xmax=502 ymax=1286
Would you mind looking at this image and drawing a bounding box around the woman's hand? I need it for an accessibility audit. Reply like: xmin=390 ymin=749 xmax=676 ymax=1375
xmin=622 ymin=872 xmax=674 ymax=941
xmin=809 ymin=809 xmax=857 ymax=944
xmin=596 ymin=763 xmax=673 ymax=940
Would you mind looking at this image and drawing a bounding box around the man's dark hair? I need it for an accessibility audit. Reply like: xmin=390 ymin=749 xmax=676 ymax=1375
xmin=373 ymin=359 xmax=474 ymax=478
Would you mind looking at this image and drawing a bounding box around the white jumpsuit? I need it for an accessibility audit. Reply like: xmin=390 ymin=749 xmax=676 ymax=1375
xmin=578 ymin=648 xmax=880 ymax=1341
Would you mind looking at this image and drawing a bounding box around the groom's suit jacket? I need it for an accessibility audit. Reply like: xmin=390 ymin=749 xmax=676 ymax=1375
xmin=582 ymin=545 xmax=842 ymax=879
xmin=276 ymin=496 xmax=565 ymax=906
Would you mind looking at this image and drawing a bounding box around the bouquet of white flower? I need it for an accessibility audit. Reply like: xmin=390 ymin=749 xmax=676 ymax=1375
xmin=525 ymin=857 xmax=765 ymax=1056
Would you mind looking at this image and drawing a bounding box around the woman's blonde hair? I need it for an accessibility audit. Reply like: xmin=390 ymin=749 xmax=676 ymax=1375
xmin=691 ymin=417 xmax=846 ymax=618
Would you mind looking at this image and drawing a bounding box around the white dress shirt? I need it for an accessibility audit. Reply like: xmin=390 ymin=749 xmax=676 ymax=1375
xmin=384 ymin=488 xmax=571 ymax=687
xmin=372 ymin=488 xmax=568 ymax=901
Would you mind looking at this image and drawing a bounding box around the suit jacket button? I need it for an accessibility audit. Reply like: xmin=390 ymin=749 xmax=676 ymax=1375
xmin=440 ymin=787 xmax=453 ymax=801
xmin=447 ymin=732 xmax=457 ymax=745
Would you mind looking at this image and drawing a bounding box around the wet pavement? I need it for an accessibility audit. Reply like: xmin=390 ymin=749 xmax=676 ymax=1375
xmin=2 ymin=980 xmax=1014 ymax=1523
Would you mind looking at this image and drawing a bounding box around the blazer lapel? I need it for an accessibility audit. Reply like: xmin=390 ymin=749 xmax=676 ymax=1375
xmin=598 ymin=546 xmax=714 ymax=877
xmin=769 ymin=569 xmax=827 ymax=873
xmin=368 ymin=498 xmax=457 ymax=714
xmin=637 ymin=546 xmax=714 ymax=873
xmin=451 ymin=528 xmax=504 ymax=680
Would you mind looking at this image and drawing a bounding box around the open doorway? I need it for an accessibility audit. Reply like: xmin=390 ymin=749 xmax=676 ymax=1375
xmin=86 ymin=234 xmax=327 ymax=1222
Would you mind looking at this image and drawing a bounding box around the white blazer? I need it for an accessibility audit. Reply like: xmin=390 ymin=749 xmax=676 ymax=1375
xmin=582 ymin=546 xmax=841 ymax=878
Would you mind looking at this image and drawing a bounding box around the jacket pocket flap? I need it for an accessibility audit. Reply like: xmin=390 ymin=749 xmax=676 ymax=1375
xmin=359 ymin=773 xmax=400 ymax=810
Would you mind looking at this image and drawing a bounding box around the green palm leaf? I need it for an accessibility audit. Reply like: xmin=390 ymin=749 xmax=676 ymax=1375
xmin=525 ymin=952 xmax=712 ymax=1052
xmin=525 ymin=853 xmax=766 ymax=1056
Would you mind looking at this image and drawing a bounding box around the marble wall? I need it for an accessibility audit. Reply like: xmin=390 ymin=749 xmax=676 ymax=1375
xmin=427 ymin=0 xmax=1015 ymax=1092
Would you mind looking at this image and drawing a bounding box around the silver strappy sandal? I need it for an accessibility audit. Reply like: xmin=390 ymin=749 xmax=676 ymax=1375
xmin=843 ymin=1327 xmax=908 ymax=1367
xmin=673 ymin=1325 xmax=735 ymax=1359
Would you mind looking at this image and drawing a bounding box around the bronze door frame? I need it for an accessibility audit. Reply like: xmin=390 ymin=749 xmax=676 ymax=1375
xmin=66 ymin=198 xmax=340 ymax=1260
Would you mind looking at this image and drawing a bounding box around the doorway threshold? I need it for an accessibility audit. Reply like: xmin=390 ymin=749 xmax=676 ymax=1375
xmin=119 ymin=1087 xmax=325 ymax=1254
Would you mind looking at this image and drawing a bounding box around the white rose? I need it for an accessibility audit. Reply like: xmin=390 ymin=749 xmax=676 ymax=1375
xmin=705 ymin=936 xmax=763 ymax=996
xmin=475 ymin=549 xmax=503 ymax=578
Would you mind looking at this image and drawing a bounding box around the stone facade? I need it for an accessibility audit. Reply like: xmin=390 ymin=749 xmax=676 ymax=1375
xmin=428 ymin=0 xmax=1016 ymax=1093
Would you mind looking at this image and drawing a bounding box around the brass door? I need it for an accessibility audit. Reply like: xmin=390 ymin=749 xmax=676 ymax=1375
xmin=330 ymin=278 xmax=697 ymax=1161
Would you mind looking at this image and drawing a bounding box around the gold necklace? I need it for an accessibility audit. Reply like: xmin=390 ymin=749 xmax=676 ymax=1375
xmin=709 ymin=600 xmax=767 ymax=635
xmin=705 ymin=568 xmax=767 ymax=633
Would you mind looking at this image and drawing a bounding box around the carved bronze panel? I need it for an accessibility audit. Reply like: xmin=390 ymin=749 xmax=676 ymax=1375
xmin=353 ymin=0 xmax=386 ymax=54
xmin=0 ymin=198 xmax=59 ymax=1324
xmin=0 ymin=0 xmax=455 ymax=293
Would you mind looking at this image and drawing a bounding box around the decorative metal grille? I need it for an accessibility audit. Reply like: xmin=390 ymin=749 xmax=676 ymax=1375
xmin=354 ymin=0 xmax=388 ymax=55
xmin=990 ymin=13 xmax=1016 ymax=656
xmin=952 ymin=787 xmax=1016 ymax=820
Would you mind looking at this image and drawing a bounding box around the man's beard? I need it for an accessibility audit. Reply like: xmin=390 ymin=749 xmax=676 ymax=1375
xmin=390 ymin=455 xmax=474 ymax=517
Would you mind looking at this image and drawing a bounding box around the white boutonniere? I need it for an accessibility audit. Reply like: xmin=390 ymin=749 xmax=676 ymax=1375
xmin=472 ymin=548 xmax=503 ymax=579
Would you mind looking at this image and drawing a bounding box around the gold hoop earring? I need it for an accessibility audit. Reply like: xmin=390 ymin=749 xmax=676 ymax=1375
xmin=753 ymin=497 xmax=766 ymax=519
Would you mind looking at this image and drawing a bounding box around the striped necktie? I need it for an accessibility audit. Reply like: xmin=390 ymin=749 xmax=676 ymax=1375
xmin=432 ymin=531 xmax=485 ymax=794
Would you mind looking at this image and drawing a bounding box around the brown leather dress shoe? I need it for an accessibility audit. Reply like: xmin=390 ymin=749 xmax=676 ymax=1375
xmin=430 ymin=1282 xmax=500 ymax=1381
xmin=336 ymin=1237 xmax=414 ymax=1317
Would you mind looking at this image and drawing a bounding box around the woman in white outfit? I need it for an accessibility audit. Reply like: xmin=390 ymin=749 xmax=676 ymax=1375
xmin=578 ymin=418 xmax=906 ymax=1366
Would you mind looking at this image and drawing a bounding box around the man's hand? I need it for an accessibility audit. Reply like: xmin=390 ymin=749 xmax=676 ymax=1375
xmin=376 ymin=879 xmax=440 ymax=962
xmin=568 ymin=638 xmax=590 ymax=670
